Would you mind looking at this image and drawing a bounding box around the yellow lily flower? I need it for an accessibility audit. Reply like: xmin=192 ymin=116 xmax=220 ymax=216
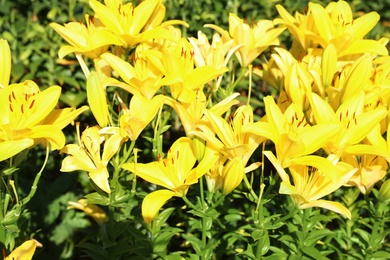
xmin=5 ymin=239 xmax=42 ymax=260
xmin=122 ymin=137 xmax=219 ymax=223
xmin=158 ymin=38 xmax=228 ymax=103
xmin=206 ymin=13 xmax=284 ymax=67
xmin=89 ymin=0 xmax=187 ymax=48
xmin=342 ymin=154 xmax=387 ymax=194
xmin=191 ymin=105 xmax=265 ymax=165
xmin=0 ymin=39 xmax=88 ymax=157
xmin=266 ymin=151 xmax=356 ymax=219
xmin=310 ymin=92 xmax=387 ymax=159
xmin=101 ymin=48 xmax=164 ymax=99
xmin=247 ymin=95 xmax=341 ymax=168
xmin=0 ymin=81 xmax=87 ymax=151
xmin=165 ymin=90 xmax=239 ymax=137
xmin=188 ymin=31 xmax=241 ymax=91
xmin=188 ymin=31 xmax=235 ymax=70
xmin=346 ymin=122 xmax=390 ymax=162
xmin=50 ymin=14 xmax=123 ymax=59
xmin=61 ymin=126 xmax=116 ymax=194
xmin=119 ymin=94 xmax=164 ymax=141
xmin=68 ymin=199 xmax=109 ymax=225
xmin=0 ymin=39 xmax=11 ymax=88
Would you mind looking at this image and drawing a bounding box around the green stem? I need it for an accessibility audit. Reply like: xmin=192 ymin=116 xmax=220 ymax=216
xmin=368 ymin=199 xmax=388 ymax=255
xmin=182 ymin=194 xmax=197 ymax=209
xmin=20 ymin=145 xmax=50 ymax=205
xmin=247 ymin=64 xmax=253 ymax=105
xmin=243 ymin=174 xmax=259 ymax=201
xmin=112 ymin=140 xmax=136 ymax=187
xmin=297 ymin=209 xmax=310 ymax=257
xmin=229 ymin=67 xmax=246 ymax=93
xmin=254 ymin=184 xmax=266 ymax=259
xmin=199 ymin=176 xmax=208 ymax=260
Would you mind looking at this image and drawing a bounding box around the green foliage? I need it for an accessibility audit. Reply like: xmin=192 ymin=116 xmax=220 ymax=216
xmin=1 ymin=0 xmax=390 ymax=259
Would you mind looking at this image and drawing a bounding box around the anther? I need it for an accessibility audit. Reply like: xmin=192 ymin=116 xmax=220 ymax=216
xmin=29 ymin=99 xmax=35 ymax=109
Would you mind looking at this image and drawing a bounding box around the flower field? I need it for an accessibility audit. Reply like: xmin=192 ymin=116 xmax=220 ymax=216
xmin=2 ymin=0 xmax=390 ymax=259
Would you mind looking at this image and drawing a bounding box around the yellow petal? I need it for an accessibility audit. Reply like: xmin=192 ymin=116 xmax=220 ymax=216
xmin=263 ymin=150 xmax=290 ymax=182
xmin=322 ymin=43 xmax=337 ymax=88
xmin=6 ymin=239 xmax=42 ymax=260
xmin=101 ymin=52 xmax=136 ymax=83
xmin=131 ymin=0 xmax=160 ymax=34
xmin=204 ymin=110 xmax=235 ymax=147
xmin=13 ymin=84 xmax=61 ymax=129
xmin=87 ymin=71 xmax=109 ymax=127
xmin=26 ymin=125 xmax=66 ymax=150
xmin=341 ymin=55 xmax=371 ymax=102
xmin=142 ymin=189 xmax=175 ymax=224
xmin=291 ymin=155 xmax=339 ymax=181
xmin=68 ymin=199 xmax=108 ymax=225
xmin=301 ymin=200 xmax=351 ymax=219
xmin=89 ymin=0 xmax=122 ymax=35
xmin=309 ymin=3 xmax=333 ymax=43
xmin=0 ymin=39 xmax=11 ymax=88
xmin=42 ymin=106 xmax=89 ymax=130
xmin=310 ymin=93 xmax=336 ymax=123
xmin=338 ymin=39 xmax=388 ymax=57
xmin=0 ymin=139 xmax=34 ymax=162
xmin=89 ymin=167 xmax=111 ymax=194
xmin=123 ymin=161 xmax=175 ymax=189
xmin=346 ymin=11 xmax=380 ymax=39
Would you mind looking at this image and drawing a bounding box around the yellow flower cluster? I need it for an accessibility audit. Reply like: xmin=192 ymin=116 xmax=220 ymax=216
xmin=52 ymin=0 xmax=390 ymax=224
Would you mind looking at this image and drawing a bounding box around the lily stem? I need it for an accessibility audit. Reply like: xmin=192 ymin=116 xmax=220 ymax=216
xmin=199 ymin=176 xmax=208 ymax=260
xmin=21 ymin=145 xmax=50 ymax=205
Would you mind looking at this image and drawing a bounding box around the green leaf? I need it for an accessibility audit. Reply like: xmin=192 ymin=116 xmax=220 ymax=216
xmin=153 ymin=228 xmax=183 ymax=253
xmin=154 ymin=207 xmax=176 ymax=231
xmin=77 ymin=242 xmax=109 ymax=260
xmin=304 ymin=229 xmax=334 ymax=247
xmin=182 ymin=233 xmax=202 ymax=254
xmin=301 ymin=246 xmax=330 ymax=260
xmin=370 ymin=251 xmax=390 ymax=259
xmin=85 ymin=192 xmax=110 ymax=206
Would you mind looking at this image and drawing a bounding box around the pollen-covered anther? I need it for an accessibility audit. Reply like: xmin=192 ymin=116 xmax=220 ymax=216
xmin=296 ymin=117 xmax=306 ymax=127
xmin=181 ymin=47 xmax=186 ymax=58
xmin=29 ymin=99 xmax=35 ymax=109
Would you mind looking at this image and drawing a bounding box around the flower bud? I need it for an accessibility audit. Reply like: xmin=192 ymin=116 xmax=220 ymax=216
xmin=378 ymin=179 xmax=390 ymax=203
xmin=192 ymin=136 xmax=206 ymax=161
xmin=222 ymin=157 xmax=245 ymax=195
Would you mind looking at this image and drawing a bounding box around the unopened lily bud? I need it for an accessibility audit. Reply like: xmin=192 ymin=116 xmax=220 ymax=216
xmin=193 ymin=136 xmax=206 ymax=161
xmin=222 ymin=157 xmax=245 ymax=195
xmin=378 ymin=179 xmax=390 ymax=203
xmin=2 ymin=208 xmax=21 ymax=226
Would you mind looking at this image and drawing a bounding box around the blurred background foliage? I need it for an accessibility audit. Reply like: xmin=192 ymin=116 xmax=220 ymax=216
xmin=1 ymin=0 xmax=390 ymax=258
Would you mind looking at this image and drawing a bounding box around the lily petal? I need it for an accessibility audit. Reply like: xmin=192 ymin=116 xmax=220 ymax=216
xmin=142 ymin=189 xmax=175 ymax=224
